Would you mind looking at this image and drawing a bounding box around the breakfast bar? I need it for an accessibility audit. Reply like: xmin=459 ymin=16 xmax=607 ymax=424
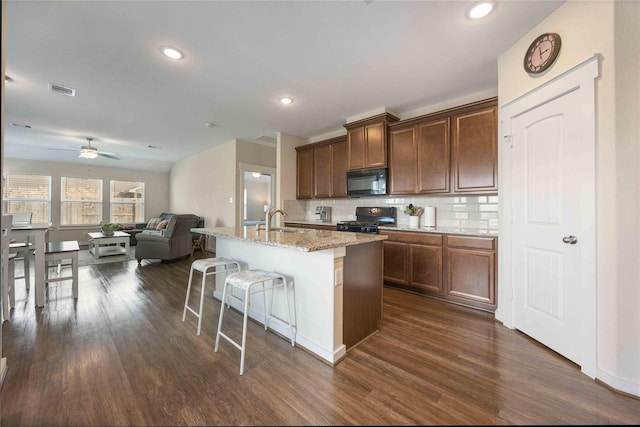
xmin=192 ymin=226 xmax=387 ymax=364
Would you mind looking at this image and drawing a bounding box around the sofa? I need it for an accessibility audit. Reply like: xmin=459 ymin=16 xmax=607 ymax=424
xmin=135 ymin=214 xmax=202 ymax=264
xmin=124 ymin=212 xmax=204 ymax=246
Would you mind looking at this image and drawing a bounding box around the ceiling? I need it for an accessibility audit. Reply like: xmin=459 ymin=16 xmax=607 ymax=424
xmin=3 ymin=0 xmax=563 ymax=173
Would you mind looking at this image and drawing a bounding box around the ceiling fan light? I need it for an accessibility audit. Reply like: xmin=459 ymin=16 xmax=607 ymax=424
xmin=79 ymin=148 xmax=98 ymax=159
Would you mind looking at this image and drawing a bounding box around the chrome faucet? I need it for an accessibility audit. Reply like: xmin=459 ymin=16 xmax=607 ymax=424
xmin=265 ymin=208 xmax=287 ymax=232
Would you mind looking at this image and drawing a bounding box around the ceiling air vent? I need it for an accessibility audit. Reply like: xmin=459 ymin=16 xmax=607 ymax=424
xmin=48 ymin=83 xmax=76 ymax=96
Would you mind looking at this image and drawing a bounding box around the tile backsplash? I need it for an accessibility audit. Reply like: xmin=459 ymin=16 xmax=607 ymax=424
xmin=284 ymin=195 xmax=498 ymax=231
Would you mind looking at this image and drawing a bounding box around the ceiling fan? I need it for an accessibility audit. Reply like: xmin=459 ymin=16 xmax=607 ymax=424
xmin=78 ymin=137 xmax=119 ymax=160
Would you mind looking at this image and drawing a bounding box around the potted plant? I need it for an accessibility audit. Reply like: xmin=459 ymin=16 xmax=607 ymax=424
xmin=100 ymin=221 xmax=121 ymax=236
xmin=404 ymin=204 xmax=423 ymax=228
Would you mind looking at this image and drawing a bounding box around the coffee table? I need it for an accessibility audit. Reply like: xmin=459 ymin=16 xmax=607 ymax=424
xmin=88 ymin=231 xmax=131 ymax=258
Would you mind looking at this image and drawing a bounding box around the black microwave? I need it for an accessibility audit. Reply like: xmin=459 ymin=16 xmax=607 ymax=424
xmin=346 ymin=167 xmax=388 ymax=196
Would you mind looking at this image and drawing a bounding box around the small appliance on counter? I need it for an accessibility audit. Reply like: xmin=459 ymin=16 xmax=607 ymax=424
xmin=315 ymin=206 xmax=332 ymax=223
xmin=336 ymin=206 xmax=396 ymax=234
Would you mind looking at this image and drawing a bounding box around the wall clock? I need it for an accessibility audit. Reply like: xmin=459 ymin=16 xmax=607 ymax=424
xmin=523 ymin=32 xmax=561 ymax=74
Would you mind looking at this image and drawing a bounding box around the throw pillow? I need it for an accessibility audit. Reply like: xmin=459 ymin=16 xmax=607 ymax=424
xmin=146 ymin=217 xmax=162 ymax=229
xmin=156 ymin=219 xmax=169 ymax=231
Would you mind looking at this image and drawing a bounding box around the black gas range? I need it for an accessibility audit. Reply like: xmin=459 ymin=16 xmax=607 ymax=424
xmin=336 ymin=206 xmax=396 ymax=234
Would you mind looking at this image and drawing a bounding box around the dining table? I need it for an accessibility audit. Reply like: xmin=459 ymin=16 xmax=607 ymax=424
xmin=11 ymin=223 xmax=51 ymax=307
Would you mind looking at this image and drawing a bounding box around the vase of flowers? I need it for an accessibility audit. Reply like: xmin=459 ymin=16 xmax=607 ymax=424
xmin=100 ymin=221 xmax=121 ymax=236
xmin=404 ymin=204 xmax=423 ymax=228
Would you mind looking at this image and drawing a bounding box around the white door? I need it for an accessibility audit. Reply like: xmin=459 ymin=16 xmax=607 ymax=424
xmin=504 ymin=57 xmax=598 ymax=372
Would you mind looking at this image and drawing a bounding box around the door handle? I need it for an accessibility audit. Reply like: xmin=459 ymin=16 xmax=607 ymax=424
xmin=562 ymin=235 xmax=578 ymax=245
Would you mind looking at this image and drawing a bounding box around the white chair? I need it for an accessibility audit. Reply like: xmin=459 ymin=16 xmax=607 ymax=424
xmin=9 ymin=212 xmax=34 ymax=290
xmin=182 ymin=257 xmax=241 ymax=336
xmin=45 ymin=240 xmax=80 ymax=299
xmin=2 ymin=215 xmax=16 ymax=322
xmin=215 ymin=269 xmax=295 ymax=375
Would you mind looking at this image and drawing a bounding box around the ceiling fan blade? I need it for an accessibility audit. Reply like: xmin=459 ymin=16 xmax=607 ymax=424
xmin=46 ymin=147 xmax=77 ymax=152
xmin=98 ymin=151 xmax=120 ymax=160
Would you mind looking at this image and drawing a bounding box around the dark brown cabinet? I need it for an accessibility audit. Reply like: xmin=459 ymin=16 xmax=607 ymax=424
xmin=296 ymin=136 xmax=348 ymax=200
xmin=388 ymin=98 xmax=496 ymax=195
xmin=381 ymin=231 xmax=443 ymax=295
xmin=344 ymin=113 xmax=399 ymax=170
xmin=296 ymin=146 xmax=314 ymax=200
xmin=445 ymin=235 xmax=496 ymax=310
xmin=381 ymin=230 xmax=496 ymax=312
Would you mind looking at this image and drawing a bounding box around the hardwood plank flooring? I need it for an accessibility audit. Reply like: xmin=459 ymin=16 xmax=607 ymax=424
xmin=2 ymin=254 xmax=639 ymax=426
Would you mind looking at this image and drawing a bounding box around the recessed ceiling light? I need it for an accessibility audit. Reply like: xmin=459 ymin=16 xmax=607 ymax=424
xmin=160 ymin=46 xmax=184 ymax=60
xmin=279 ymin=97 xmax=294 ymax=105
xmin=5 ymin=75 xmax=13 ymax=83
xmin=204 ymin=122 xmax=215 ymax=127
xmin=467 ymin=2 xmax=495 ymax=19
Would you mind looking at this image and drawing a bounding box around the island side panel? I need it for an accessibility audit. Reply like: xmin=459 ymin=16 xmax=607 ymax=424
xmin=343 ymin=240 xmax=384 ymax=349
xmin=215 ymin=238 xmax=347 ymax=364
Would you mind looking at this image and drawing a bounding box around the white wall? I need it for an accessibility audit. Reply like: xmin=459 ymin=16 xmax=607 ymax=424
xmin=3 ymin=158 xmax=169 ymax=245
xmin=498 ymin=0 xmax=640 ymax=395
xmin=277 ymin=132 xmax=308 ymax=219
xmin=170 ymin=140 xmax=236 ymax=229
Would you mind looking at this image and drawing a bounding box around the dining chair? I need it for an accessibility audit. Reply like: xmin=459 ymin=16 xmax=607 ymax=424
xmin=9 ymin=212 xmax=35 ymax=289
xmin=2 ymin=215 xmax=16 ymax=322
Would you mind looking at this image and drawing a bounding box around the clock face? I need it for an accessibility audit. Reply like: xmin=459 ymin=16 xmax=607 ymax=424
xmin=524 ymin=33 xmax=561 ymax=74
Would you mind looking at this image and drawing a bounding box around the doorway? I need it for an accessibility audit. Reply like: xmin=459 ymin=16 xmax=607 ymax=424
xmin=500 ymin=56 xmax=599 ymax=377
xmin=237 ymin=163 xmax=276 ymax=227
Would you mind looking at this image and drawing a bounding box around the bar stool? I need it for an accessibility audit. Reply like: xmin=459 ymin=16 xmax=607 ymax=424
xmin=182 ymin=257 xmax=241 ymax=336
xmin=10 ymin=240 xmax=34 ymax=290
xmin=215 ymin=269 xmax=295 ymax=375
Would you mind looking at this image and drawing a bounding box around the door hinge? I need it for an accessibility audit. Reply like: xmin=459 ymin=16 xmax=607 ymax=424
xmin=503 ymin=135 xmax=514 ymax=147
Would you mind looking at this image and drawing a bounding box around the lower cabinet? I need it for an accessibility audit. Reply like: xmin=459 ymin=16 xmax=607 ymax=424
xmin=381 ymin=230 xmax=496 ymax=312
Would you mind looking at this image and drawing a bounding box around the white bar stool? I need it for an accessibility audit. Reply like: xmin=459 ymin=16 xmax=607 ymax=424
xmin=182 ymin=257 xmax=241 ymax=336
xmin=215 ymin=269 xmax=295 ymax=375
xmin=10 ymin=240 xmax=34 ymax=290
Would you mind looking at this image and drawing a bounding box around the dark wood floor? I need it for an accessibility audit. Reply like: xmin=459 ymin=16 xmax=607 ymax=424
xmin=2 ymin=252 xmax=639 ymax=426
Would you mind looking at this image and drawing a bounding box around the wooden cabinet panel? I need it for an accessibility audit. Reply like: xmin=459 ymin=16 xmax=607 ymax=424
xmin=345 ymin=113 xmax=398 ymax=170
xmin=364 ymin=122 xmax=386 ymax=168
xmin=331 ymin=139 xmax=348 ymax=198
xmin=452 ymin=106 xmax=497 ymax=192
xmin=313 ymin=144 xmax=332 ymax=198
xmin=447 ymin=235 xmax=495 ymax=251
xmin=382 ymin=230 xmax=442 ymax=246
xmin=409 ymin=244 xmax=443 ymax=293
xmin=296 ymin=147 xmax=314 ymax=200
xmin=389 ymin=127 xmax=417 ymax=194
xmin=383 ymin=241 xmax=407 ymax=285
xmin=417 ymin=118 xmax=450 ymax=193
xmin=446 ymin=248 xmax=495 ymax=306
xmin=347 ymin=126 xmax=366 ymax=170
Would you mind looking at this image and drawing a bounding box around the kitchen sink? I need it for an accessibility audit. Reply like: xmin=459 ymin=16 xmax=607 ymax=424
xmin=270 ymin=227 xmax=312 ymax=233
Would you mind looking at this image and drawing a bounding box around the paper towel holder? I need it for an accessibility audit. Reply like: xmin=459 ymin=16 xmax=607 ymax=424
xmin=424 ymin=206 xmax=436 ymax=228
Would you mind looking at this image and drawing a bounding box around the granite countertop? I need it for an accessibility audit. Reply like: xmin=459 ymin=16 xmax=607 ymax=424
xmin=192 ymin=226 xmax=387 ymax=253
xmin=283 ymin=220 xmax=498 ymax=238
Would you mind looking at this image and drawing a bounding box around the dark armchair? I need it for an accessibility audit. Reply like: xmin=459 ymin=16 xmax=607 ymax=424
xmin=135 ymin=214 xmax=201 ymax=264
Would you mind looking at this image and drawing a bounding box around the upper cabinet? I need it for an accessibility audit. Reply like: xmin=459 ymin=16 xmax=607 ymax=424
xmin=388 ymin=97 xmax=497 ymax=196
xmin=451 ymin=104 xmax=497 ymax=193
xmin=296 ymin=136 xmax=348 ymax=200
xmin=344 ymin=113 xmax=399 ymax=170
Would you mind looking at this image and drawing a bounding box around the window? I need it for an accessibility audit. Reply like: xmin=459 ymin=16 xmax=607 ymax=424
xmin=2 ymin=173 xmax=52 ymax=223
xmin=110 ymin=180 xmax=144 ymax=224
xmin=61 ymin=177 xmax=102 ymax=225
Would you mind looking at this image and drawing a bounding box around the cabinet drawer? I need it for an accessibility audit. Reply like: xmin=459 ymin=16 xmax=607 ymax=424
xmin=447 ymin=235 xmax=495 ymax=251
xmin=381 ymin=230 xmax=442 ymax=246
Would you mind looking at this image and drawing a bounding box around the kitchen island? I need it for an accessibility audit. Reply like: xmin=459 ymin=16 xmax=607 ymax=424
xmin=192 ymin=226 xmax=387 ymax=365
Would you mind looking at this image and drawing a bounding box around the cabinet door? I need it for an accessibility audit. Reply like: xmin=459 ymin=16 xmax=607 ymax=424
xmin=409 ymin=244 xmax=443 ymax=293
xmin=364 ymin=122 xmax=386 ymax=168
xmin=347 ymin=126 xmax=366 ymax=170
xmin=446 ymin=248 xmax=495 ymax=306
xmin=383 ymin=241 xmax=408 ymax=285
xmin=331 ymin=139 xmax=348 ymax=197
xmin=417 ymin=118 xmax=450 ymax=193
xmin=389 ymin=127 xmax=417 ymax=194
xmin=452 ymin=106 xmax=497 ymax=192
xmin=296 ymin=147 xmax=314 ymax=199
xmin=313 ymin=144 xmax=332 ymax=198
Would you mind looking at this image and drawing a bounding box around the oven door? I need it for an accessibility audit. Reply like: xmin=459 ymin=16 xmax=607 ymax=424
xmin=346 ymin=168 xmax=387 ymax=196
